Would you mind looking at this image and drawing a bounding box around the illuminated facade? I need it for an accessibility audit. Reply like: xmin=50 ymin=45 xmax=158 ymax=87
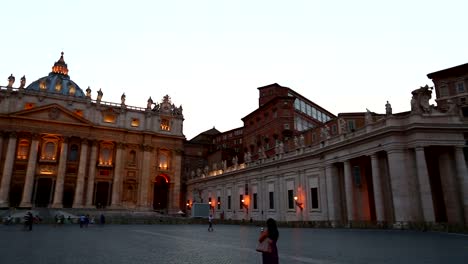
xmin=187 ymin=65 xmax=468 ymax=227
xmin=0 ymin=53 xmax=185 ymax=212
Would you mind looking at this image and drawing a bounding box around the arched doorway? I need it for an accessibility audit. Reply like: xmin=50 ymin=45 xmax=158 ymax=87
xmin=35 ymin=178 xmax=53 ymax=207
xmin=153 ymin=175 xmax=169 ymax=211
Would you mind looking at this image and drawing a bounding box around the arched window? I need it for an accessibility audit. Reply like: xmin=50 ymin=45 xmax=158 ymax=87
xmin=17 ymin=139 xmax=30 ymax=160
xmin=159 ymin=152 xmax=169 ymax=170
xmin=68 ymin=144 xmax=79 ymax=161
xmin=40 ymin=136 xmax=60 ymax=161
xmin=160 ymin=119 xmax=170 ymax=131
xmin=99 ymin=142 xmax=114 ymax=166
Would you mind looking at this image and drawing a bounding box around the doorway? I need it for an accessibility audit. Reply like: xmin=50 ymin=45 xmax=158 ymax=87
xmin=95 ymin=182 xmax=110 ymax=208
xmin=153 ymin=176 xmax=169 ymax=211
xmin=35 ymin=178 xmax=53 ymax=207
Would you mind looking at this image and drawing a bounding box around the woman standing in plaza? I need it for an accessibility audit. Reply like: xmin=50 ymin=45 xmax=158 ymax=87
xmin=258 ymin=218 xmax=279 ymax=264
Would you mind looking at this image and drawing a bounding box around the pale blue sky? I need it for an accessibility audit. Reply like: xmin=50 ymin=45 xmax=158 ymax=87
xmin=2 ymin=0 xmax=467 ymax=139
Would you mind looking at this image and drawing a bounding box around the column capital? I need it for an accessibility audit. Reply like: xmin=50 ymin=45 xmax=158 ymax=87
xmin=414 ymin=146 xmax=425 ymax=151
xmin=385 ymin=148 xmax=405 ymax=155
xmin=116 ymin=142 xmax=125 ymax=149
xmin=8 ymin=132 xmax=17 ymax=139
xmin=31 ymin=133 xmax=41 ymax=141
xmin=141 ymin=144 xmax=154 ymax=152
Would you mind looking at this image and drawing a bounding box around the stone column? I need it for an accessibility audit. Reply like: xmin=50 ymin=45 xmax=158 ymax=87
xmin=0 ymin=133 xmax=18 ymax=207
xmin=414 ymin=147 xmax=435 ymax=222
xmin=73 ymin=139 xmax=88 ymax=208
xmin=51 ymin=138 xmax=69 ymax=208
xmin=138 ymin=145 xmax=152 ymax=209
xmin=439 ymin=150 xmax=463 ymax=223
xmin=0 ymin=132 xmax=4 ymax=164
xmin=19 ymin=135 xmax=40 ymax=208
xmin=370 ymin=154 xmax=385 ymax=223
xmin=454 ymin=146 xmax=468 ymax=224
xmin=85 ymin=141 xmax=98 ymax=207
xmin=325 ymin=164 xmax=340 ymax=224
xmin=343 ymin=160 xmax=354 ymax=222
xmin=170 ymin=150 xmax=182 ymax=213
xmin=110 ymin=143 xmax=124 ymax=208
xmin=387 ymin=149 xmax=410 ymax=224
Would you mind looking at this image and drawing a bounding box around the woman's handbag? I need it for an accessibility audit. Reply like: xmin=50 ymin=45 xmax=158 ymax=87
xmin=256 ymin=238 xmax=272 ymax=253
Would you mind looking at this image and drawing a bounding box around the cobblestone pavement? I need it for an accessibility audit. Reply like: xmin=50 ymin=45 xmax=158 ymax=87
xmin=1 ymin=224 xmax=467 ymax=264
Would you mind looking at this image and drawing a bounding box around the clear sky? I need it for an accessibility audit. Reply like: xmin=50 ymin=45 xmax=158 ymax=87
xmin=1 ymin=0 xmax=467 ymax=140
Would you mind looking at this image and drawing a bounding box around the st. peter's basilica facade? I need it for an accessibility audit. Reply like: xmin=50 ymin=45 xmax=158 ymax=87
xmin=0 ymin=53 xmax=185 ymax=213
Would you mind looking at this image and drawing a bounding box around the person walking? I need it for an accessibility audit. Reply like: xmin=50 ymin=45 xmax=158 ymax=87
xmin=24 ymin=212 xmax=33 ymax=231
xmin=208 ymin=214 xmax=214 ymax=232
xmin=257 ymin=218 xmax=279 ymax=264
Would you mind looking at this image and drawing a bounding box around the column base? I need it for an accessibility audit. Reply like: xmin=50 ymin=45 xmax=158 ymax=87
xmin=50 ymin=203 xmax=63 ymax=208
xmin=0 ymin=202 xmax=10 ymax=208
xmin=108 ymin=205 xmax=123 ymax=210
xmin=18 ymin=202 xmax=33 ymax=208
xmin=72 ymin=204 xmax=84 ymax=209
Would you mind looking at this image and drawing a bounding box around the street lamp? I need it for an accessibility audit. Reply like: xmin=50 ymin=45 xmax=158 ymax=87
xmin=294 ymin=196 xmax=303 ymax=211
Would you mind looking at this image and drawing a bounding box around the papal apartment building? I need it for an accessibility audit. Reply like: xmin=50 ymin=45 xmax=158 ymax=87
xmin=186 ymin=64 xmax=468 ymax=227
xmin=0 ymin=53 xmax=185 ymax=213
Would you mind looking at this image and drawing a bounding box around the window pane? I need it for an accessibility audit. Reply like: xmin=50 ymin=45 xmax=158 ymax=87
xmin=269 ymin=192 xmax=274 ymax=209
xmin=253 ymin=193 xmax=258 ymax=209
xmin=288 ymin=190 xmax=294 ymax=209
xmin=311 ymin=188 xmax=319 ymax=209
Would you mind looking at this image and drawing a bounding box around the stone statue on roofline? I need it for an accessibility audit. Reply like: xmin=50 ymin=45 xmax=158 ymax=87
xmin=411 ymin=85 xmax=433 ymax=114
xmin=7 ymin=74 xmax=15 ymax=87
xmin=97 ymin=89 xmax=103 ymax=102
xmin=338 ymin=118 xmax=347 ymax=134
xmin=86 ymin=86 xmax=92 ymax=98
xmin=19 ymin=75 xmax=26 ymax=89
xmin=147 ymin=97 xmax=153 ymax=109
xmin=385 ymin=101 xmax=392 ymax=115
xmin=121 ymin=93 xmax=126 ymax=105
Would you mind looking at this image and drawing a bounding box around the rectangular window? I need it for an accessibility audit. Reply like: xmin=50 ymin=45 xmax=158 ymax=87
xmin=240 ymin=195 xmax=244 ymax=209
xmin=309 ymin=176 xmax=319 ymax=210
xmin=288 ymin=190 xmax=294 ymax=209
xmin=457 ymin=82 xmax=465 ymax=93
xmin=253 ymin=193 xmax=258 ymax=209
xmin=348 ymin=120 xmax=356 ymax=131
xmin=217 ymin=196 xmax=221 ymax=209
xmin=311 ymin=188 xmax=319 ymax=209
xmin=439 ymin=85 xmax=449 ymax=97
xmin=131 ymin=118 xmax=140 ymax=127
xmin=294 ymin=99 xmax=300 ymax=110
xmin=269 ymin=192 xmax=274 ymax=209
xmin=228 ymin=196 xmax=231 ymax=209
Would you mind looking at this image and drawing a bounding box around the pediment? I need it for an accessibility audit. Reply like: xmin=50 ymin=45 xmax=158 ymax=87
xmin=10 ymin=104 xmax=93 ymax=125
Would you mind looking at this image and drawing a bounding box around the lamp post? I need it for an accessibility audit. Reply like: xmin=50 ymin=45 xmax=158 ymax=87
xmin=241 ymin=199 xmax=248 ymax=214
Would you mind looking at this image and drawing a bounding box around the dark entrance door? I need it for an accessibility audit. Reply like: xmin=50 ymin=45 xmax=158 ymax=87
xmin=35 ymin=178 xmax=53 ymax=207
xmin=153 ymin=176 xmax=169 ymax=211
xmin=95 ymin=182 xmax=110 ymax=208
xmin=63 ymin=185 xmax=74 ymax=208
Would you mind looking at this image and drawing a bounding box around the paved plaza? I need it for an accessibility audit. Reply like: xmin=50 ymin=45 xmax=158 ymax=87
xmin=0 ymin=223 xmax=467 ymax=264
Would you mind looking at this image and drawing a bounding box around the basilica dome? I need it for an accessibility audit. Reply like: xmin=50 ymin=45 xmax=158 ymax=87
xmin=25 ymin=52 xmax=85 ymax=98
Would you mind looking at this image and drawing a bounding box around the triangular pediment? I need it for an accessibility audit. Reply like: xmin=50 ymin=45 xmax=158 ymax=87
xmin=10 ymin=103 xmax=93 ymax=125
